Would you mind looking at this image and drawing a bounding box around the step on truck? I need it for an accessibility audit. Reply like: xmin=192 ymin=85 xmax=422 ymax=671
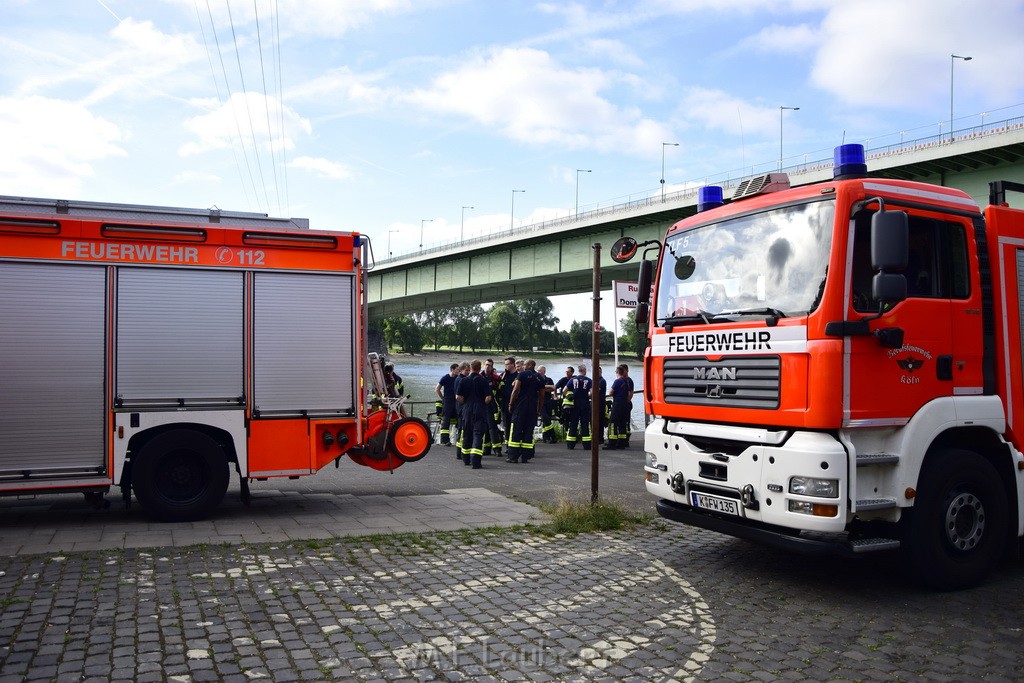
xmin=0 ymin=195 xmax=431 ymax=522
xmin=612 ymin=144 xmax=1024 ymax=589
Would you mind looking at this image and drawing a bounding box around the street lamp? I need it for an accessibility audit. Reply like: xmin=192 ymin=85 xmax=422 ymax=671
xmin=575 ymin=169 xmax=591 ymax=215
xmin=387 ymin=229 xmax=398 ymax=257
xmin=950 ymin=54 xmax=972 ymax=143
xmin=510 ymin=189 xmax=525 ymax=230
xmin=460 ymin=206 xmax=473 ymax=242
xmin=661 ymin=142 xmax=678 ymax=201
xmin=779 ymin=106 xmax=799 ymax=171
xmin=419 ymin=219 xmax=432 ymax=249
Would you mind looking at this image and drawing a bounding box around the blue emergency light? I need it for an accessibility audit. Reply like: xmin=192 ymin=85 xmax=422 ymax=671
xmin=833 ymin=144 xmax=868 ymax=179
xmin=697 ymin=185 xmax=724 ymax=212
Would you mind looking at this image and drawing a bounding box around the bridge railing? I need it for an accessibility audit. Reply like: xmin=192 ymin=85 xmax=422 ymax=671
xmin=374 ymin=115 xmax=1024 ymax=265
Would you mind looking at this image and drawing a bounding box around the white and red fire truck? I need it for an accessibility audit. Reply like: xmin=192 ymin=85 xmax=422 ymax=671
xmin=614 ymin=144 xmax=1024 ymax=589
xmin=0 ymin=196 xmax=430 ymax=522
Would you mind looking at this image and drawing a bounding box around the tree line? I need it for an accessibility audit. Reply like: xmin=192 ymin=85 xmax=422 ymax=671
xmin=376 ymin=296 xmax=648 ymax=357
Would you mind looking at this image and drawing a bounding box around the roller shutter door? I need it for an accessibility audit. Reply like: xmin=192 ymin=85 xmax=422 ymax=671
xmin=116 ymin=268 xmax=243 ymax=407
xmin=253 ymin=272 xmax=356 ymax=416
xmin=0 ymin=262 xmax=106 ymax=475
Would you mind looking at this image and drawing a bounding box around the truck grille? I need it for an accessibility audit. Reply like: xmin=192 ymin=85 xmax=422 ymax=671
xmin=663 ymin=356 xmax=781 ymax=409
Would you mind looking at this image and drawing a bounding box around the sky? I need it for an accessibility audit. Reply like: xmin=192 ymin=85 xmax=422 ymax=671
xmin=3 ymin=0 xmax=1024 ymax=332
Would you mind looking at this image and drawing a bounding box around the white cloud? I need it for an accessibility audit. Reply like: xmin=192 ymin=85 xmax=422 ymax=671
xmin=179 ymin=92 xmax=312 ymax=156
xmin=290 ymin=156 xmax=355 ymax=181
xmin=404 ymin=47 xmax=669 ymax=152
xmin=740 ymin=23 xmax=819 ymax=53
xmin=0 ymin=96 xmax=126 ymax=197
xmin=12 ymin=18 xmax=203 ymax=105
xmin=810 ymin=0 xmax=1024 ymax=109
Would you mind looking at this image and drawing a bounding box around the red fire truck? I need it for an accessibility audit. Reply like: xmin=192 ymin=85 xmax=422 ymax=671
xmin=0 ymin=196 xmax=430 ymax=522
xmin=614 ymin=144 xmax=1024 ymax=589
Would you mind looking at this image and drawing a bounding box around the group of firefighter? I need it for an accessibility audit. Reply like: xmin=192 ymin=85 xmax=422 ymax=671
xmin=434 ymin=356 xmax=636 ymax=469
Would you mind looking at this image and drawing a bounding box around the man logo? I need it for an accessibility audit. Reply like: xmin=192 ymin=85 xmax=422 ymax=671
xmin=707 ymin=385 xmax=724 ymax=399
xmin=693 ymin=367 xmax=737 ymax=381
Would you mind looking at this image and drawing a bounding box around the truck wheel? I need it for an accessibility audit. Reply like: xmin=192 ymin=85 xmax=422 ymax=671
xmin=386 ymin=416 xmax=431 ymax=462
xmin=903 ymin=449 xmax=1006 ymax=590
xmin=132 ymin=430 xmax=229 ymax=522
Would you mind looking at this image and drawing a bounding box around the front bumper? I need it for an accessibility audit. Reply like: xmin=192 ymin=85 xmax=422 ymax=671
xmin=644 ymin=418 xmax=850 ymax=533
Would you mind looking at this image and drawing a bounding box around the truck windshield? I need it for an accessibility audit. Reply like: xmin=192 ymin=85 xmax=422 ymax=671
xmin=656 ymin=198 xmax=835 ymax=325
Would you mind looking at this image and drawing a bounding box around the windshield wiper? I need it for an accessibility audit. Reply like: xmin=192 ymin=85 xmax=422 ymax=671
xmin=719 ymin=307 xmax=788 ymax=319
xmin=661 ymin=311 xmax=714 ymax=330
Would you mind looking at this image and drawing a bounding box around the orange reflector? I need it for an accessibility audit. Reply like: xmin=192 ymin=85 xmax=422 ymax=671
xmin=812 ymin=504 xmax=839 ymax=517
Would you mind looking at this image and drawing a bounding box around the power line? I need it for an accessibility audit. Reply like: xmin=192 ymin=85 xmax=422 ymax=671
xmin=224 ymin=0 xmax=270 ymax=210
xmin=252 ymin=0 xmax=281 ymax=215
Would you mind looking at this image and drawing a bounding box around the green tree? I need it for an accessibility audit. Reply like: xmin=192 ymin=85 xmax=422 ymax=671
xmin=487 ymin=302 xmax=525 ymax=352
xmin=383 ymin=315 xmax=424 ymax=354
xmin=618 ymin=309 xmax=649 ymax=358
xmin=415 ymin=308 xmax=451 ymax=351
xmin=513 ymin=297 xmax=558 ymax=349
xmin=569 ymin=320 xmax=592 ymax=355
xmin=449 ymin=304 xmax=486 ymax=352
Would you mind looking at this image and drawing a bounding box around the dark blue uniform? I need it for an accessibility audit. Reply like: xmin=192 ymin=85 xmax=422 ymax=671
xmin=507 ymin=368 xmax=543 ymax=463
xmin=457 ymin=372 xmax=491 ymax=469
xmin=566 ymin=374 xmax=593 ymax=449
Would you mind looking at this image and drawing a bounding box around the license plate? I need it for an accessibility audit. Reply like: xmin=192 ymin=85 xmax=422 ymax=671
xmin=690 ymin=491 xmax=741 ymax=516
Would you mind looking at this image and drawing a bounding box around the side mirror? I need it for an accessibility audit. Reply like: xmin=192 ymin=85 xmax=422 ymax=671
xmin=610 ymin=237 xmax=638 ymax=263
xmin=636 ymin=302 xmax=649 ymax=327
xmin=873 ymin=271 xmax=907 ymax=304
xmin=871 ymin=210 xmax=908 ymax=271
xmin=637 ymin=260 xmax=652 ymax=305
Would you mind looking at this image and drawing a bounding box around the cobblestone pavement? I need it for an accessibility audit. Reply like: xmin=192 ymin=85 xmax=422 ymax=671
xmin=1 ymin=443 xmax=1023 ymax=681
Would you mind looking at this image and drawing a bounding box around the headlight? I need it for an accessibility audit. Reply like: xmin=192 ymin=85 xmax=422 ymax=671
xmin=789 ymin=476 xmax=839 ymax=498
xmin=645 ymin=452 xmax=658 ymax=469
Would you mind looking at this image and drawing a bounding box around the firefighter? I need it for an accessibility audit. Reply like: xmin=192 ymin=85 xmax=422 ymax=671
xmin=565 ymin=364 xmax=593 ymax=450
xmin=554 ymin=366 xmax=574 ymax=437
xmin=456 ymin=359 xmax=492 ymax=469
xmin=452 ymin=361 xmax=471 ymax=460
xmin=607 ymin=364 xmax=635 ymax=449
xmin=506 ymin=359 xmax=544 ymax=463
xmin=383 ymin=362 xmax=404 ymax=397
xmin=481 ymin=358 xmax=504 ymax=456
xmin=537 ymin=365 xmax=557 ymax=443
xmin=497 ymin=356 xmax=518 ymax=449
xmin=434 ymin=363 xmax=459 ymax=446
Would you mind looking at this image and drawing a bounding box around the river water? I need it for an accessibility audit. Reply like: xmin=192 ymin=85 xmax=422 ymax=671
xmin=386 ymin=353 xmax=646 ymax=432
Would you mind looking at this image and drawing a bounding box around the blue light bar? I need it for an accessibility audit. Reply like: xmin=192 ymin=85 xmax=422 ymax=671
xmin=833 ymin=144 xmax=867 ymax=179
xmin=697 ymin=186 xmax=724 ymax=212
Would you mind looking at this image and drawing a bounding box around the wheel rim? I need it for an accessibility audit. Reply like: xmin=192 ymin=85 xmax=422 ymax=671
xmin=943 ymin=491 xmax=985 ymax=551
xmin=389 ymin=418 xmax=430 ymax=462
xmin=155 ymin=449 xmax=209 ymax=505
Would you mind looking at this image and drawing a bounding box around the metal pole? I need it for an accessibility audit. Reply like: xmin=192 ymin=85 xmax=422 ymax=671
xmin=576 ymin=169 xmax=591 ymax=215
xmin=779 ymin=106 xmax=799 ymax=171
xmin=591 ymin=242 xmax=602 ymax=506
xmin=511 ymin=189 xmax=524 ymax=230
xmin=460 ymin=206 xmax=473 ymax=242
xmin=660 ymin=143 xmax=677 ymax=201
xmin=950 ymin=54 xmax=972 ymax=143
xmin=419 ymin=219 xmax=432 ymax=249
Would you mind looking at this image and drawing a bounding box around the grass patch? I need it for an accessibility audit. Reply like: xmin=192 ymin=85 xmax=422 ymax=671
xmin=539 ymin=496 xmax=652 ymax=536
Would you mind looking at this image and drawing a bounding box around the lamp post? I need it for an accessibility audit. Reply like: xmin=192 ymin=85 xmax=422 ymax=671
xmin=575 ymin=169 xmax=591 ymax=215
xmin=510 ymin=189 xmax=524 ymax=230
xmin=419 ymin=219 xmax=432 ymax=249
xmin=950 ymin=54 xmax=972 ymax=143
xmin=661 ymin=142 xmax=678 ymax=201
xmin=460 ymin=206 xmax=473 ymax=242
xmin=387 ymin=229 xmax=398 ymax=257
xmin=779 ymin=106 xmax=799 ymax=171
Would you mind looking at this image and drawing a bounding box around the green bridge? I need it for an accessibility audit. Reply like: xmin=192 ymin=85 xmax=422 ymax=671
xmin=368 ymin=121 xmax=1024 ymax=319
